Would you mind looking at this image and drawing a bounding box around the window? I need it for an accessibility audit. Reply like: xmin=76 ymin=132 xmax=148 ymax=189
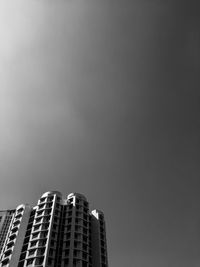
xmin=24 ymin=237 xmax=29 ymax=245
xmin=32 ymin=232 xmax=39 ymax=239
xmin=38 ymin=248 xmax=45 ymax=255
xmin=11 ymin=227 xmax=18 ymax=234
xmin=83 ymin=221 xmax=88 ymax=228
xmin=35 ymin=217 xmax=42 ymax=224
xmin=49 ymin=248 xmax=54 ymax=256
xmin=55 ymin=210 xmax=59 ymax=216
xmin=9 ymin=234 xmax=16 ymax=241
xmin=15 ymin=214 xmax=22 ymax=219
xmin=39 ymin=239 xmax=46 ymax=246
xmin=46 ymin=203 xmax=53 ymax=209
xmin=83 ymin=244 xmax=87 ymax=251
xmin=38 ymin=203 xmax=45 ymax=210
xmin=48 ymin=258 xmax=53 ymax=265
xmin=25 ymin=229 xmax=31 ymax=237
xmin=29 ymin=249 xmax=36 ymax=256
xmin=73 ymin=259 xmax=81 ymax=267
xmin=26 ymin=258 xmax=34 ymax=266
xmin=33 ymin=225 xmax=40 ymax=231
xmin=76 ymin=211 xmax=82 ymax=217
xmin=2 ymin=259 xmax=9 ymax=266
xmin=67 ymin=225 xmax=71 ymax=231
xmin=7 ymin=243 xmax=14 ymax=249
xmin=53 ymin=224 xmax=57 ymax=230
xmin=35 ymin=257 xmax=44 ymax=265
xmin=17 ymin=208 xmax=24 ymax=214
xmin=67 ymin=218 xmax=72 ymax=224
xmin=22 ymin=244 xmax=28 ymax=252
xmin=64 ymin=259 xmax=69 ymax=265
xmin=20 ymin=252 xmax=26 ymax=261
xmin=51 ymin=231 xmax=56 ymax=238
xmin=83 ymin=235 xmax=88 ymax=243
xmin=40 ymin=197 xmax=46 ymax=203
xmin=84 ymin=208 xmax=88 ymax=214
xmin=50 ymin=240 xmax=55 ymax=246
xmin=65 ymin=240 xmax=70 ymax=248
xmin=30 ymin=241 xmax=37 ymax=247
xmin=45 ymin=210 xmax=51 ymax=216
xmin=13 ymin=221 xmax=20 ymax=227
xmin=83 ymin=252 xmax=87 ymax=259
xmin=47 ymin=196 xmax=54 ymax=202
xmin=66 ymin=233 xmax=71 ymax=239
xmin=68 ymin=204 xmax=73 ymax=210
xmin=65 ymin=249 xmax=69 ymax=256
xmin=30 ymin=210 xmax=35 ymax=217
xmin=18 ymin=261 xmax=24 ymax=267
xmin=68 ymin=198 xmax=73 ymax=203
xmin=99 ymin=214 xmax=104 ymax=220
xmin=83 ymin=228 xmax=88 ymax=235
xmin=67 ymin=211 xmax=72 ymax=217
xmin=37 ymin=210 xmax=43 ymax=216
xmin=4 ymin=250 xmax=12 ymax=257
xmin=101 ymin=240 xmax=105 ymax=247
xmin=43 ymin=216 xmax=50 ymax=223
xmin=83 ymin=201 xmax=88 ymax=208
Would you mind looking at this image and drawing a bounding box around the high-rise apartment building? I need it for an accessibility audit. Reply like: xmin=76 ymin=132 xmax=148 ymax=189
xmin=0 ymin=192 xmax=108 ymax=267
xmin=0 ymin=210 xmax=15 ymax=255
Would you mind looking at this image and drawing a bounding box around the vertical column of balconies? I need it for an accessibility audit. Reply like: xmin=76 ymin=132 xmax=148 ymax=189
xmin=60 ymin=195 xmax=74 ymax=267
xmin=18 ymin=209 xmax=36 ymax=267
xmin=0 ymin=205 xmax=31 ymax=267
xmin=62 ymin=193 xmax=90 ymax=267
xmin=74 ymin=196 xmax=90 ymax=267
xmin=0 ymin=210 xmax=15 ymax=256
xmin=0 ymin=208 xmax=20 ymax=267
xmin=53 ymin=202 xmax=65 ymax=267
xmin=98 ymin=213 xmax=108 ymax=267
xmin=20 ymin=192 xmax=60 ymax=267
xmin=88 ymin=216 xmax=92 ymax=267
xmin=45 ymin=193 xmax=62 ymax=267
xmin=90 ymin=210 xmax=108 ymax=267
xmin=24 ymin=198 xmax=50 ymax=266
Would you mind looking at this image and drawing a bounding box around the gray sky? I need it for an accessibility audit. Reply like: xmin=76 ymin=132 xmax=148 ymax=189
xmin=0 ymin=0 xmax=200 ymax=266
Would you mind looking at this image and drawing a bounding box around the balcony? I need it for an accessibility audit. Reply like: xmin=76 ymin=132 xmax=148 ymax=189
xmin=9 ymin=233 xmax=17 ymax=241
xmin=13 ymin=219 xmax=21 ymax=227
xmin=6 ymin=241 xmax=14 ymax=249
xmin=2 ymin=249 xmax=12 ymax=260
xmin=1 ymin=258 xmax=9 ymax=266
xmin=11 ymin=226 xmax=18 ymax=234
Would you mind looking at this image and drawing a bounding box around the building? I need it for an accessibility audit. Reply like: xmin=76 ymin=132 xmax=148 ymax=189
xmin=0 ymin=192 xmax=108 ymax=267
xmin=0 ymin=210 xmax=15 ymax=255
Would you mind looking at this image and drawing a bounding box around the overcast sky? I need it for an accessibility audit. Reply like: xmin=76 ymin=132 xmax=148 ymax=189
xmin=0 ymin=0 xmax=200 ymax=266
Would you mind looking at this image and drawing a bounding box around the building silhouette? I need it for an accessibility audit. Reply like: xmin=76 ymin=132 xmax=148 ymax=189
xmin=0 ymin=192 xmax=108 ymax=267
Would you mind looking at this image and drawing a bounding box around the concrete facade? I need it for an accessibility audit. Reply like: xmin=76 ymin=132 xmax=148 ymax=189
xmin=0 ymin=192 xmax=108 ymax=267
